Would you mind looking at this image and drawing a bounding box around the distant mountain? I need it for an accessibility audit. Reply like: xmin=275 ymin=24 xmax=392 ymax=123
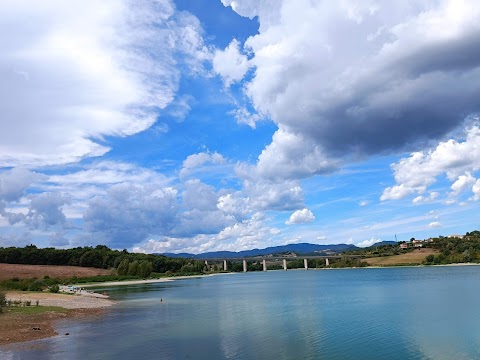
xmin=162 ymin=243 xmax=359 ymax=259
xmin=367 ymin=241 xmax=397 ymax=248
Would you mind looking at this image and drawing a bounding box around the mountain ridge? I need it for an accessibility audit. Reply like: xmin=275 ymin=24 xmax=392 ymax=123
xmin=161 ymin=241 xmax=397 ymax=259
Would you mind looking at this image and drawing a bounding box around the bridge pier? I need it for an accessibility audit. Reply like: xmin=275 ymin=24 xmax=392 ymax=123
xmin=243 ymin=259 xmax=247 ymax=272
xmin=283 ymin=258 xmax=287 ymax=271
xmin=223 ymin=260 xmax=227 ymax=271
xmin=325 ymin=258 xmax=329 ymax=266
xmin=304 ymin=258 xmax=308 ymax=270
xmin=263 ymin=259 xmax=267 ymax=271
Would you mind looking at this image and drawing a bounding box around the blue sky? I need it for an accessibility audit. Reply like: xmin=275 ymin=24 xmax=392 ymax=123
xmin=1 ymin=0 xmax=480 ymax=253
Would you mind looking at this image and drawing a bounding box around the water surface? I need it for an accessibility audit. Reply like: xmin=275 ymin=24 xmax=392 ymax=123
xmin=2 ymin=266 xmax=480 ymax=359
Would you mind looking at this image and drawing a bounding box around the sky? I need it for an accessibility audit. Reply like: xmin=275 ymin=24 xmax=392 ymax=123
xmin=1 ymin=0 xmax=480 ymax=254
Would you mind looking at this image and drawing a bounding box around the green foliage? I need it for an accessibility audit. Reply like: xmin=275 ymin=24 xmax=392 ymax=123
xmin=0 ymin=244 xmax=206 ymax=276
xmin=329 ymin=256 xmax=368 ymax=268
xmin=117 ymin=258 xmax=130 ymax=275
xmin=423 ymin=233 xmax=480 ymax=265
xmin=0 ymin=289 xmax=6 ymax=308
xmin=49 ymin=284 xmax=60 ymax=293
xmin=128 ymin=260 xmax=139 ymax=276
xmin=0 ymin=277 xmax=62 ymax=291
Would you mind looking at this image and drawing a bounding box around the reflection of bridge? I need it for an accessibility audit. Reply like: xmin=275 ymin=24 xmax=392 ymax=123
xmin=196 ymin=255 xmax=365 ymax=272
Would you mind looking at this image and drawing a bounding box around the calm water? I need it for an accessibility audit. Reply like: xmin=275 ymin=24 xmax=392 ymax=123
xmin=2 ymin=266 xmax=480 ymax=359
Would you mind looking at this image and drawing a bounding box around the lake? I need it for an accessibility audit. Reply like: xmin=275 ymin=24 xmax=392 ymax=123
xmin=2 ymin=266 xmax=480 ymax=359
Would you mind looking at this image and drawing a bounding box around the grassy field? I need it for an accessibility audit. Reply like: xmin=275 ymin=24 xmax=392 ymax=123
xmin=5 ymin=305 xmax=68 ymax=315
xmin=364 ymin=248 xmax=439 ymax=266
xmin=0 ymin=263 xmax=112 ymax=280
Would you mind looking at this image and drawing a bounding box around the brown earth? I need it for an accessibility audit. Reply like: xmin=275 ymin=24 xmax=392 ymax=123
xmin=364 ymin=248 xmax=439 ymax=266
xmin=0 ymin=307 xmax=107 ymax=347
xmin=0 ymin=263 xmax=112 ymax=280
xmin=0 ymin=291 xmax=115 ymax=346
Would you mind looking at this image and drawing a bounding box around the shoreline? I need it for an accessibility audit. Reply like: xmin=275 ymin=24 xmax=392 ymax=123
xmin=77 ymin=272 xmax=235 ymax=288
xmin=1 ymin=291 xmax=115 ymax=347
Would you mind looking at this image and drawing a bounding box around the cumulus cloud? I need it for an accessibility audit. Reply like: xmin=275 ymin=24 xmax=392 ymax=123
xmin=412 ymin=192 xmax=439 ymax=204
xmin=0 ymin=168 xmax=46 ymax=202
xmin=133 ymin=212 xmax=281 ymax=254
xmin=382 ymin=123 xmax=480 ymax=201
xmin=221 ymin=0 xmax=480 ymax=180
xmin=180 ymin=152 xmax=225 ymax=178
xmin=285 ymin=208 xmax=315 ymax=225
xmin=0 ymin=0 xmax=209 ymax=167
xmin=83 ymin=184 xmax=179 ymax=247
xmin=213 ymin=39 xmax=251 ymax=86
xmin=217 ymin=193 xmax=250 ymax=218
xmin=26 ymin=192 xmax=70 ymax=228
xmin=357 ymin=237 xmax=381 ymax=247
xmin=451 ymin=172 xmax=476 ymax=195
xmin=182 ymin=179 xmax=218 ymax=211
xmin=243 ymin=180 xmax=304 ymax=211
xmin=248 ymin=127 xmax=338 ymax=181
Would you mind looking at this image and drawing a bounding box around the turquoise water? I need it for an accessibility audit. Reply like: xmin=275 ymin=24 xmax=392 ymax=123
xmin=2 ymin=266 xmax=480 ymax=359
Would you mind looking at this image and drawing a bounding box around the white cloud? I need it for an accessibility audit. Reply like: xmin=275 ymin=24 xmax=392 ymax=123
xmin=382 ymin=124 xmax=480 ymax=201
xmin=359 ymin=201 xmax=369 ymax=207
xmin=285 ymin=208 xmax=315 ymax=225
xmin=428 ymin=221 xmax=443 ymax=228
xmin=451 ymin=172 xmax=476 ymax=195
xmin=182 ymin=179 xmax=218 ymax=211
xmin=472 ymin=179 xmax=480 ymax=201
xmin=217 ymin=193 xmax=250 ymax=218
xmin=357 ymin=237 xmax=381 ymax=247
xmin=213 ymin=39 xmax=251 ymax=86
xmin=236 ymin=127 xmax=338 ymax=181
xmin=180 ymin=152 xmax=226 ymax=178
xmin=412 ymin=192 xmax=439 ymax=204
xmin=381 ymin=184 xmax=414 ymax=201
xmin=221 ymin=0 xmax=480 ymax=181
xmin=133 ymin=212 xmax=281 ymax=254
xmin=165 ymin=95 xmax=195 ymax=122
xmin=0 ymin=168 xmax=47 ymax=202
xmin=243 ymin=180 xmax=304 ymax=211
xmin=0 ymin=0 xmax=208 ymax=167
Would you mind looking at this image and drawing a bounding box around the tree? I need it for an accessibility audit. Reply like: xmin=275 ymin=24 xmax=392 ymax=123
xmin=117 ymin=259 xmax=130 ymax=275
xmin=128 ymin=260 xmax=139 ymax=276
xmin=0 ymin=290 xmax=5 ymax=314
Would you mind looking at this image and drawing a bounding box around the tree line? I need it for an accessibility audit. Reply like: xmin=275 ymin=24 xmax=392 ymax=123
xmin=0 ymin=244 xmax=205 ymax=276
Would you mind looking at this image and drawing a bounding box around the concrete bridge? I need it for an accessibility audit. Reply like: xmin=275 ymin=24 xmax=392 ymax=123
xmin=198 ymin=255 xmax=365 ymax=272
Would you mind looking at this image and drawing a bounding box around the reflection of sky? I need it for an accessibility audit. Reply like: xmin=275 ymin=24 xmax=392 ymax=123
xmin=2 ymin=268 xmax=480 ymax=359
xmin=401 ymin=269 xmax=480 ymax=360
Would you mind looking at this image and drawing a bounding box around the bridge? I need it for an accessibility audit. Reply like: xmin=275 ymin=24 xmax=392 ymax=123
xmin=194 ymin=255 xmax=365 ymax=272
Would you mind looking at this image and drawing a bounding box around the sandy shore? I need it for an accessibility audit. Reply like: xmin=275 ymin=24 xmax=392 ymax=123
xmin=77 ymin=273 xmax=234 ymax=288
xmin=5 ymin=291 xmax=115 ymax=309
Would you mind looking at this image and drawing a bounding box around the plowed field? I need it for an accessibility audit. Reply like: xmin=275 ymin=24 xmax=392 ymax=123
xmin=0 ymin=263 xmax=112 ymax=280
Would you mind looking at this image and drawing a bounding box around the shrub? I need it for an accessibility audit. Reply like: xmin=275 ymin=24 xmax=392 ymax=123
xmin=49 ymin=284 xmax=60 ymax=293
xmin=0 ymin=289 xmax=6 ymax=307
